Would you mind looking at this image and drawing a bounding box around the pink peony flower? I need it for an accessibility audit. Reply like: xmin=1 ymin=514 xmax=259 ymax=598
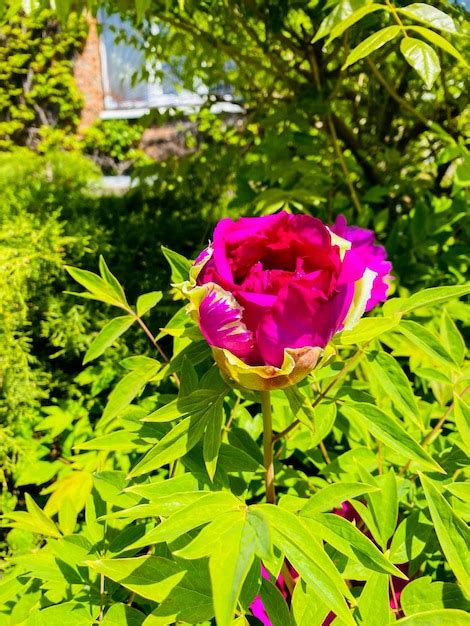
xmin=182 ymin=211 xmax=391 ymax=390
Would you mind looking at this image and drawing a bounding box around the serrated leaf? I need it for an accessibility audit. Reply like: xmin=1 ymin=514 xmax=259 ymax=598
xmin=420 ymin=474 xmax=470 ymax=588
xmin=136 ymin=290 xmax=162 ymax=317
xmin=383 ymin=285 xmax=470 ymax=315
xmin=83 ymin=315 xmax=135 ymax=364
xmin=161 ymin=246 xmax=192 ymax=284
xmin=86 ymin=556 xmax=185 ymax=602
xmin=340 ymin=403 xmax=444 ymax=473
xmin=300 ymin=482 xmax=379 ymax=516
xmin=398 ymin=320 xmax=456 ymax=368
xmin=400 ymin=37 xmax=440 ymax=89
xmin=398 ymin=3 xmax=457 ymax=33
xmin=365 ymin=350 xmax=422 ymax=429
xmin=342 ymin=26 xmax=401 ymax=69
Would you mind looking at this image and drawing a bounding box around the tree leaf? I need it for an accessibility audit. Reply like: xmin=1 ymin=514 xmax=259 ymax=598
xmin=326 ymin=4 xmax=385 ymax=45
xmin=420 ymin=474 xmax=470 ymax=589
xmin=259 ymin=578 xmax=292 ymax=626
xmin=83 ymin=315 xmax=135 ymax=364
xmin=340 ymin=403 xmax=444 ymax=473
xmin=397 ymin=3 xmax=457 ymax=33
xmin=400 ymin=37 xmax=440 ymax=89
xmin=136 ymin=290 xmax=162 ymax=317
xmin=440 ymin=310 xmax=465 ymax=366
xmin=397 ymin=320 xmax=456 ymax=368
xmin=343 ymin=26 xmax=401 ymax=69
xmin=407 ymin=26 xmax=468 ymax=67
xmin=300 ymin=482 xmax=379 ymax=516
xmin=365 ymin=350 xmax=422 ymax=430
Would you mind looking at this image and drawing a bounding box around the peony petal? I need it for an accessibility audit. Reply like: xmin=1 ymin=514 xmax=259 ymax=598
xmin=198 ymin=288 xmax=255 ymax=359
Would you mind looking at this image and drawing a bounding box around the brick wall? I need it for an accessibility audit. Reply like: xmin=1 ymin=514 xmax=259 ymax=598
xmin=74 ymin=16 xmax=104 ymax=128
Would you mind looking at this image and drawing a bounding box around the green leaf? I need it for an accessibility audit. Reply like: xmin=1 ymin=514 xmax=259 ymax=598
xmin=26 ymin=603 xmax=94 ymax=626
xmin=365 ymin=350 xmax=422 ymax=429
xmin=136 ymin=290 xmax=162 ymax=317
xmin=338 ymin=316 xmax=400 ymax=345
xmin=313 ymin=0 xmax=369 ymax=43
xmin=389 ymin=511 xmax=433 ymax=564
xmin=300 ymin=482 xmax=379 ymax=516
xmin=342 ymin=26 xmax=401 ymax=69
xmin=161 ymin=246 xmax=192 ymax=284
xmin=87 ymin=556 xmax=185 ymax=602
xmin=304 ymin=513 xmax=406 ymax=579
xmin=17 ymin=494 xmax=61 ymax=538
xmin=397 ymin=3 xmax=457 ymax=33
xmin=179 ymin=357 xmax=199 ymax=397
xmin=340 ymin=403 xmax=444 ymax=473
xmin=83 ymin=315 xmax=135 ymax=364
xmin=441 ymin=311 xmax=465 ymax=365
xmin=366 ymin=468 xmax=398 ymax=548
xmin=398 ymin=320 xmax=456 ymax=368
xmin=101 ymin=360 xmax=160 ymax=425
xmin=394 ymin=609 xmax=470 ymax=625
xmin=454 ymin=395 xmax=470 ymax=450
xmin=400 ymin=576 xmax=470 ymax=615
xmin=255 ymin=505 xmax=356 ymax=626
xmin=356 ymin=572 xmax=391 ymax=626
xmin=102 ymin=603 xmax=145 ymax=626
xmin=400 ymin=37 xmax=440 ymax=89
xmin=383 ymin=285 xmax=470 ymax=315
xmin=74 ymin=430 xmax=144 ymax=451
xmin=407 ymin=26 xmax=468 ymax=67
xmin=129 ymin=389 xmax=227 ymax=478
xmin=259 ymin=578 xmax=292 ymax=626
xmin=291 ymin=580 xmax=330 ymax=626
xmin=203 ymin=395 xmax=225 ymax=480
xmin=420 ymin=474 xmax=470 ymax=588
xmin=99 ymin=255 xmax=128 ymax=305
xmin=65 ymin=265 xmax=124 ymax=307
xmin=326 ymin=4 xmax=384 ymax=44
xmin=126 ymin=491 xmax=241 ymax=551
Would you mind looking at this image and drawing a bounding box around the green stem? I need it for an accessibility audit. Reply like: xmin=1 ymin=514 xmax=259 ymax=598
xmin=260 ymin=390 xmax=275 ymax=505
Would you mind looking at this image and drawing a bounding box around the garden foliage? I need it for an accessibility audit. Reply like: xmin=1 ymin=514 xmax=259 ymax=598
xmin=0 ymin=1 xmax=469 ymax=625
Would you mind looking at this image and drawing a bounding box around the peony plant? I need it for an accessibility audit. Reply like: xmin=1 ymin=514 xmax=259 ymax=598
xmin=2 ymin=211 xmax=470 ymax=626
